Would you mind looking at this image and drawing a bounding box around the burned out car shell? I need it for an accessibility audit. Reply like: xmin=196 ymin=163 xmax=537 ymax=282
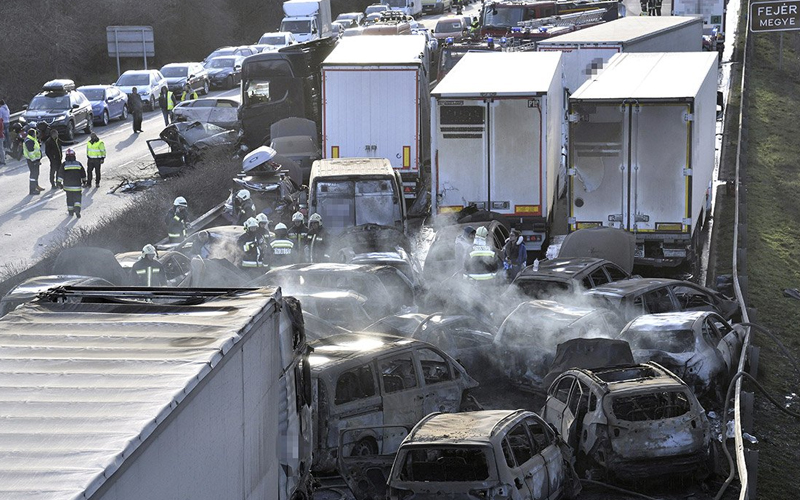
xmin=388 ymin=410 xmax=569 ymax=500
xmin=618 ymin=311 xmax=746 ymax=400
xmin=540 ymin=363 xmax=710 ymax=481
xmin=506 ymin=257 xmax=631 ymax=301
xmin=308 ymin=333 xmax=478 ymax=472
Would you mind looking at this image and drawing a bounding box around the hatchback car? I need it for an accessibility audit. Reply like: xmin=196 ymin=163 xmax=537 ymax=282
xmin=77 ymin=85 xmax=128 ymax=126
xmin=541 ymin=363 xmax=711 ymax=481
xmin=389 ymin=410 xmax=573 ymax=500
xmin=159 ymin=62 xmax=210 ymax=95
xmin=204 ymin=56 xmax=245 ymax=90
xmin=433 ymin=16 xmax=468 ymax=40
xmin=172 ymin=97 xmax=240 ymax=130
xmin=506 ymin=257 xmax=630 ymax=301
xmin=256 ymin=31 xmax=297 ymax=49
xmin=114 ymin=69 xmax=167 ymax=111
xmin=585 ymin=278 xmax=740 ymax=323
xmin=23 ymin=80 xmax=93 ymax=141
xmin=308 ymin=333 xmax=479 ymax=471
xmin=618 ymin=311 xmax=746 ymax=400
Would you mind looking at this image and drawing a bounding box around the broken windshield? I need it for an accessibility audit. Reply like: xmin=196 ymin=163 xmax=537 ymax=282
xmin=399 ymin=446 xmax=494 ymax=482
xmin=611 ymin=390 xmax=691 ymax=422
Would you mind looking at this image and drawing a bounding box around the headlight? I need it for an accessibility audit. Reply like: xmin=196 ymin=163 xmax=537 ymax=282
xmin=54 ymin=114 xmax=67 ymax=121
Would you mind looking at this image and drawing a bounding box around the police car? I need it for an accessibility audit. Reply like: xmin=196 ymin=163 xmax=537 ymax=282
xmin=23 ymin=80 xmax=93 ymax=141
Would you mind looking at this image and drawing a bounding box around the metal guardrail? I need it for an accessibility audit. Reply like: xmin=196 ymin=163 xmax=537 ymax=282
xmin=10 ymin=110 xmax=24 ymax=125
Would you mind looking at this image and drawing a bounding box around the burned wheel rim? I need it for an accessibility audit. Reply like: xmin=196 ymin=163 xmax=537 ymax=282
xmin=350 ymin=438 xmax=377 ymax=457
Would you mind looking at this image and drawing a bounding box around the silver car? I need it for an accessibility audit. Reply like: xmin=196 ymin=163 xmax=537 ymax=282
xmin=172 ymin=98 xmax=240 ymax=130
xmin=114 ymin=69 xmax=167 ymax=111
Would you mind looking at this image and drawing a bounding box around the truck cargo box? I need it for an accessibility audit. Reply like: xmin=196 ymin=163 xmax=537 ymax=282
xmin=431 ymin=51 xmax=563 ymax=250
xmin=568 ymin=52 xmax=718 ymax=267
xmin=322 ymin=36 xmax=430 ymax=199
xmin=0 ymin=287 xmax=311 ymax=500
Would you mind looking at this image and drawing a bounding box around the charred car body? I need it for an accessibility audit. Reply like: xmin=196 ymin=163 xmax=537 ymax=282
xmin=505 ymin=257 xmax=631 ymax=302
xmin=541 ymin=363 xmax=711 ymax=482
xmin=308 ymin=333 xmax=479 ymax=472
xmin=146 ymin=122 xmax=237 ymax=178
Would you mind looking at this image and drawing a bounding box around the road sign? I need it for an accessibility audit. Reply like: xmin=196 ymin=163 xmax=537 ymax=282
xmin=750 ymin=1 xmax=800 ymax=32
xmin=107 ymin=26 xmax=155 ymax=75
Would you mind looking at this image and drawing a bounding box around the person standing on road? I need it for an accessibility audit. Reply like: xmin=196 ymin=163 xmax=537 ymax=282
xmin=166 ymin=196 xmax=190 ymax=243
xmin=131 ymin=244 xmax=166 ymax=286
xmin=270 ymin=223 xmax=296 ymax=267
xmin=305 ymin=213 xmax=329 ymax=263
xmin=180 ymin=83 xmax=198 ymax=102
xmin=44 ymin=129 xmax=62 ymax=189
xmin=502 ymin=228 xmax=527 ymax=282
xmin=639 ymin=0 xmax=649 ymax=15
xmin=0 ymin=116 xmax=6 ymax=166
xmin=85 ymin=133 xmax=106 ymax=188
xmin=129 ymin=87 xmax=144 ymax=133
xmin=158 ymin=87 xmax=176 ymax=126
xmin=57 ymin=148 xmax=87 ymax=218
xmin=0 ymin=100 xmax=10 ymax=151
xmin=255 ymin=212 xmax=274 ymax=240
xmin=652 ymin=0 xmax=662 ymax=15
xmin=23 ymin=127 xmax=44 ymax=196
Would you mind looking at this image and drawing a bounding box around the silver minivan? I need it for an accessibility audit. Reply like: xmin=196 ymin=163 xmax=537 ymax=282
xmin=309 ymin=333 xmax=479 ymax=472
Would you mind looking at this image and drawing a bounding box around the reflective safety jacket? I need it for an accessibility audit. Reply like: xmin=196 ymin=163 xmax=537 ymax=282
xmin=305 ymin=226 xmax=328 ymax=263
xmin=181 ymin=89 xmax=198 ymax=101
xmin=288 ymin=223 xmax=308 ymax=253
xmin=167 ymin=91 xmax=176 ymax=110
xmin=24 ymin=136 xmax=41 ymax=161
xmin=131 ymin=257 xmax=165 ymax=286
xmin=270 ymin=238 xmax=295 ymax=266
xmin=166 ymin=207 xmax=188 ymax=241
xmin=464 ymin=238 xmax=500 ymax=281
xmin=58 ymin=160 xmax=87 ymax=191
xmin=87 ymin=140 xmax=106 ymax=159
xmin=239 ymin=231 xmax=268 ymax=268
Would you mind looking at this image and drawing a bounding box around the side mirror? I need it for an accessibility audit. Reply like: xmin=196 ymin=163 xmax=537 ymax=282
xmin=188 ymin=74 xmax=194 ymax=79
xmin=72 ymin=104 xmax=79 ymax=109
xmin=22 ymin=104 xmax=28 ymax=110
xmin=235 ymin=65 xmax=242 ymax=71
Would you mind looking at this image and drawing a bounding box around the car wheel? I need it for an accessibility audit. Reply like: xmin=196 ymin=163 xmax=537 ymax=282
xmin=64 ymin=121 xmax=75 ymax=142
xmin=101 ymin=110 xmax=110 ymax=126
xmin=350 ymin=438 xmax=378 ymax=457
xmin=149 ymin=96 xmax=156 ymax=111
xmin=202 ymin=80 xmax=210 ymax=95
xmin=121 ymin=105 xmax=128 ymax=120
xmin=84 ymin=117 xmax=93 ymax=134
xmin=226 ymin=76 xmax=234 ymax=90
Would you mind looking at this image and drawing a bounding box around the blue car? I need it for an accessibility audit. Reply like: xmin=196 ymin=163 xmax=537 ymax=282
xmin=77 ymin=85 xmax=129 ymax=126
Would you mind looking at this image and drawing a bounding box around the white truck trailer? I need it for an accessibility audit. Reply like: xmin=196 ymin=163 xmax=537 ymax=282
xmin=431 ymin=51 xmax=563 ymax=251
xmin=0 ymin=286 xmax=312 ymax=500
xmin=568 ymin=52 xmax=718 ymax=267
xmin=281 ymin=0 xmax=333 ymax=42
xmin=672 ymin=0 xmax=725 ymax=47
xmin=382 ymin=0 xmax=423 ymax=18
xmin=322 ymin=36 xmax=430 ymax=200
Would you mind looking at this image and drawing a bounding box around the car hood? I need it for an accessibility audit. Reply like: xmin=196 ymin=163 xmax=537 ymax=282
xmin=159 ymin=121 xmax=237 ymax=149
xmin=24 ymin=110 xmax=70 ymax=120
xmin=115 ymin=86 xmax=150 ymax=95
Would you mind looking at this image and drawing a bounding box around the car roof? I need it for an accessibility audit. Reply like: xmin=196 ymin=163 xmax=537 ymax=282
xmin=586 ymin=277 xmax=681 ymax=297
xmin=566 ymin=363 xmax=687 ymax=394
xmin=506 ymin=300 xmax=603 ymax=326
xmin=121 ymin=69 xmax=157 ymax=74
xmin=625 ymin=311 xmax=711 ymax=331
xmin=405 ymin=410 xmax=529 ymax=444
xmin=515 ymin=257 xmax=611 ymax=280
xmin=77 ymin=85 xmax=113 ymax=90
xmin=308 ymin=332 xmax=420 ymax=370
xmin=161 ymin=62 xmax=200 ymax=67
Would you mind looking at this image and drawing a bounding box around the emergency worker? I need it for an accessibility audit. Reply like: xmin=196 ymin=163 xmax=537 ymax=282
xmin=287 ymin=211 xmax=308 ymax=254
xmin=85 ymin=133 xmax=106 ymax=187
xmin=44 ymin=129 xmax=62 ymax=189
xmin=454 ymin=225 xmax=476 ymax=270
xmin=256 ymin=212 xmax=274 ymax=240
xmin=159 ymin=87 xmax=176 ymax=126
xmin=131 ymin=244 xmax=166 ymax=286
xmin=238 ymin=217 xmax=269 ymax=272
xmin=305 ymin=213 xmax=329 ymax=263
xmin=470 ymin=17 xmax=480 ymax=34
xmin=463 ymin=226 xmax=501 ymax=281
xmin=23 ymin=127 xmax=44 ymax=195
xmin=270 ymin=223 xmax=296 ymax=266
xmin=181 ymin=83 xmax=198 ymax=102
xmin=166 ymin=196 xmax=189 ymax=243
xmin=502 ymin=228 xmax=527 ymax=282
xmin=233 ymin=189 xmax=257 ymax=225
xmin=57 ymin=148 xmax=87 ymax=218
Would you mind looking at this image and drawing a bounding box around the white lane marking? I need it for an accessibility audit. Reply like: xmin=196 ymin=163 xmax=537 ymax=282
xmin=15 ymin=191 xmax=66 ymax=214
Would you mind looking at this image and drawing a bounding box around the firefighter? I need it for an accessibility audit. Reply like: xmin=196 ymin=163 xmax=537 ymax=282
xmin=463 ymin=226 xmax=501 ymax=281
xmin=270 ymin=222 xmax=296 ymax=267
xmin=502 ymin=228 xmax=527 ymax=282
xmin=131 ymin=244 xmax=166 ymax=286
xmin=181 ymin=83 xmax=198 ymax=102
xmin=238 ymin=217 xmax=269 ymax=273
xmin=166 ymin=196 xmax=189 ymax=243
xmin=454 ymin=225 xmax=476 ymax=270
xmin=256 ymin=212 xmax=274 ymax=240
xmin=305 ymin=213 xmax=329 ymax=263
xmin=57 ymin=148 xmax=87 ymax=218
xmin=287 ymin=211 xmax=308 ymax=256
xmin=233 ymin=189 xmax=257 ymax=225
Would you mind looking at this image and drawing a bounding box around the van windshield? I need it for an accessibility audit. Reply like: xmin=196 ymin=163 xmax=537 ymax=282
xmin=315 ymin=179 xmax=399 ymax=233
xmin=398 ymin=446 xmax=494 ymax=482
xmin=281 ymin=19 xmax=312 ymax=34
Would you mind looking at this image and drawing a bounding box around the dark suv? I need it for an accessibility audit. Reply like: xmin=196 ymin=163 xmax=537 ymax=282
xmin=23 ymin=80 xmax=93 ymax=141
xmin=160 ymin=62 xmax=210 ymax=95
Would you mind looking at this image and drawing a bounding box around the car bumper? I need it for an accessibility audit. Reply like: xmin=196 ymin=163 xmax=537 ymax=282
xmin=209 ymin=77 xmax=232 ymax=87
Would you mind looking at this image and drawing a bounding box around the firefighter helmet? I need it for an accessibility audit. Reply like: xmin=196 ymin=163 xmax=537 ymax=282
xmin=244 ymin=217 xmax=259 ymax=230
xmin=256 ymin=213 xmax=269 ymax=225
xmin=142 ymin=244 xmax=157 ymax=257
xmin=275 ymin=222 xmax=287 ymax=231
xmin=174 ymin=196 xmax=188 ymax=207
xmin=65 ymin=148 xmax=76 ymax=160
xmin=309 ymin=213 xmax=322 ymax=224
xmin=476 ymin=226 xmax=489 ymax=239
xmin=292 ymin=211 xmax=304 ymax=222
xmin=236 ymin=189 xmax=251 ymax=202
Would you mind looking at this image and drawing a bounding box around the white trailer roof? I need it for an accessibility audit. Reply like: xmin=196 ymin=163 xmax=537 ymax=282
xmin=570 ymin=52 xmax=718 ymax=100
xmin=0 ymin=287 xmax=280 ymax=500
xmin=323 ymin=35 xmax=427 ymax=65
xmin=537 ymin=16 xmax=702 ymax=45
xmin=432 ymin=51 xmax=562 ymax=97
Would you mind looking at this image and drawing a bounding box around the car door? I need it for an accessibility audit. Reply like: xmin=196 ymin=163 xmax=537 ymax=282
xmin=541 ymin=376 xmax=574 ymax=438
xmin=642 ymin=286 xmax=678 ymax=314
xmin=377 ymin=352 xmax=425 ymax=428
xmin=506 ymin=422 xmax=548 ymax=499
xmin=331 ymin=363 xmax=384 ymax=451
xmin=703 ymin=315 xmax=735 ymax=376
xmin=526 ymin=416 xmax=565 ymax=500
xmin=415 ymin=347 xmax=462 ymax=414
xmin=71 ymin=93 xmax=87 ymax=129
xmin=671 ymin=283 xmax=720 ymax=314
xmin=109 ymin=88 xmax=123 ymax=117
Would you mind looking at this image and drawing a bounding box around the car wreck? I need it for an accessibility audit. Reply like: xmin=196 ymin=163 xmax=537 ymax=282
xmin=146 ymin=121 xmax=238 ymax=178
xmin=388 ymin=410 xmax=578 ymax=500
xmin=308 ymin=333 xmax=479 ymax=472
xmin=541 ymin=363 xmax=711 ymax=482
xmin=618 ymin=311 xmax=746 ymax=401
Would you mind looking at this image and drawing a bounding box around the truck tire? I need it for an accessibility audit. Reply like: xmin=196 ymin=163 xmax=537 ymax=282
xmin=350 ymin=438 xmax=378 ymax=456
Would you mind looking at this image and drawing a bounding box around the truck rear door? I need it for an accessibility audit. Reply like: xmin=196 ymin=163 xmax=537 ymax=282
xmin=435 ymin=101 xmax=488 ymax=212
xmin=324 ymin=69 xmax=372 ymax=159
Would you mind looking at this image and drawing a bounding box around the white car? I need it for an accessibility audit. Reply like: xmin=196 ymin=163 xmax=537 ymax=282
xmin=172 ymin=98 xmax=240 ymax=130
xmin=256 ymin=32 xmax=297 ymax=51
xmin=114 ymin=69 xmax=167 ymax=111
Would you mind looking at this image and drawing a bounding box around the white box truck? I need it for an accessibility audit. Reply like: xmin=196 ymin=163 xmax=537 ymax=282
xmin=672 ymin=0 xmax=725 ymax=47
xmin=322 ymin=36 xmax=430 ymax=200
xmin=0 ymin=286 xmax=313 ymax=500
xmin=568 ymin=52 xmax=718 ymax=267
xmin=281 ymin=0 xmax=333 ymax=42
xmin=431 ymin=51 xmax=564 ymax=251
xmin=537 ymin=17 xmax=703 ymax=195
xmin=381 ymin=0 xmax=423 ymax=18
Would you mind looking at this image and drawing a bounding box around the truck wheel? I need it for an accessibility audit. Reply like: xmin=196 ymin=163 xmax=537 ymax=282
xmin=350 ymin=438 xmax=378 ymax=456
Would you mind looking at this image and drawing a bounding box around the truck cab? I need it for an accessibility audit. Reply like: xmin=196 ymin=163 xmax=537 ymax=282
xmin=281 ymin=0 xmax=333 ymax=42
xmin=308 ymin=158 xmax=407 ymax=235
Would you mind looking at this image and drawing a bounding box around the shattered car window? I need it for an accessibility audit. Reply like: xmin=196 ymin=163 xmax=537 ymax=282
xmin=621 ymin=329 xmax=696 ymax=353
xmin=417 ymin=348 xmax=453 ymax=385
xmin=507 ymin=423 xmax=534 ymax=465
xmin=611 ymin=390 xmax=691 ymax=422
xmin=335 ymin=365 xmax=377 ymax=405
xmin=526 ymin=418 xmax=551 ymax=454
xmin=379 ymin=355 xmax=418 ymax=393
xmin=399 ymin=447 xmax=492 ymax=482
xmin=516 ymin=280 xmax=571 ymax=299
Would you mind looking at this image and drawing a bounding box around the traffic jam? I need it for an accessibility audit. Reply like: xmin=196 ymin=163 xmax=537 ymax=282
xmin=0 ymin=0 xmax=758 ymax=499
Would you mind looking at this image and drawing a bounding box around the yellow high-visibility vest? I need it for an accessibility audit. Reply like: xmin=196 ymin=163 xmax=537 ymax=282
xmin=23 ymin=136 xmax=41 ymax=161
xmin=87 ymin=140 xmax=106 ymax=158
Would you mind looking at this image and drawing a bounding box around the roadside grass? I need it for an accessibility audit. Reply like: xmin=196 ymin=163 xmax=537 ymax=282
xmin=740 ymin=30 xmax=800 ymax=498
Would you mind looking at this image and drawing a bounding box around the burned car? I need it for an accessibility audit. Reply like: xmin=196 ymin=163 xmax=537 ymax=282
xmin=541 ymin=338 xmax=635 ymax=390
xmin=115 ymin=250 xmax=193 ymax=286
xmin=308 ymin=333 xmax=479 ymax=472
xmin=541 ymin=363 xmax=711 ymax=482
xmin=618 ymin=311 xmax=746 ymax=400
xmin=494 ymin=300 xmax=621 ymax=389
xmin=291 ymin=289 xmax=373 ymax=331
xmin=388 ymin=410 xmax=576 ymax=500
xmin=269 ymin=117 xmax=321 ymax=184
xmin=585 ymin=278 xmax=741 ymax=323
xmin=146 ymin=121 xmax=238 ymax=178
xmin=504 ymin=257 xmax=631 ymax=302
xmin=366 ymin=312 xmax=496 ymax=380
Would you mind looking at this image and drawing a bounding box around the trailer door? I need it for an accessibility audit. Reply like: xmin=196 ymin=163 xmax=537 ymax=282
xmin=569 ymin=103 xmax=628 ymax=230
xmin=435 ymin=101 xmax=487 ymax=212
xmin=489 ymin=98 xmax=542 ymax=216
xmin=370 ymin=69 xmax=418 ymax=171
xmin=629 ymin=104 xmax=690 ymax=233
xmin=323 ymin=70 xmax=373 ymax=159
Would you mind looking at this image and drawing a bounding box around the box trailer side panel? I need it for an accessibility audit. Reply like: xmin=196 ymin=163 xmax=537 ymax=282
xmin=672 ymin=0 xmax=725 ymax=35
xmin=546 ymin=64 xmax=564 ymax=223
xmin=691 ymin=58 xmax=717 ymax=228
xmin=625 ymin=22 xmax=703 ymax=52
xmin=538 ymin=45 xmax=621 ymax=95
